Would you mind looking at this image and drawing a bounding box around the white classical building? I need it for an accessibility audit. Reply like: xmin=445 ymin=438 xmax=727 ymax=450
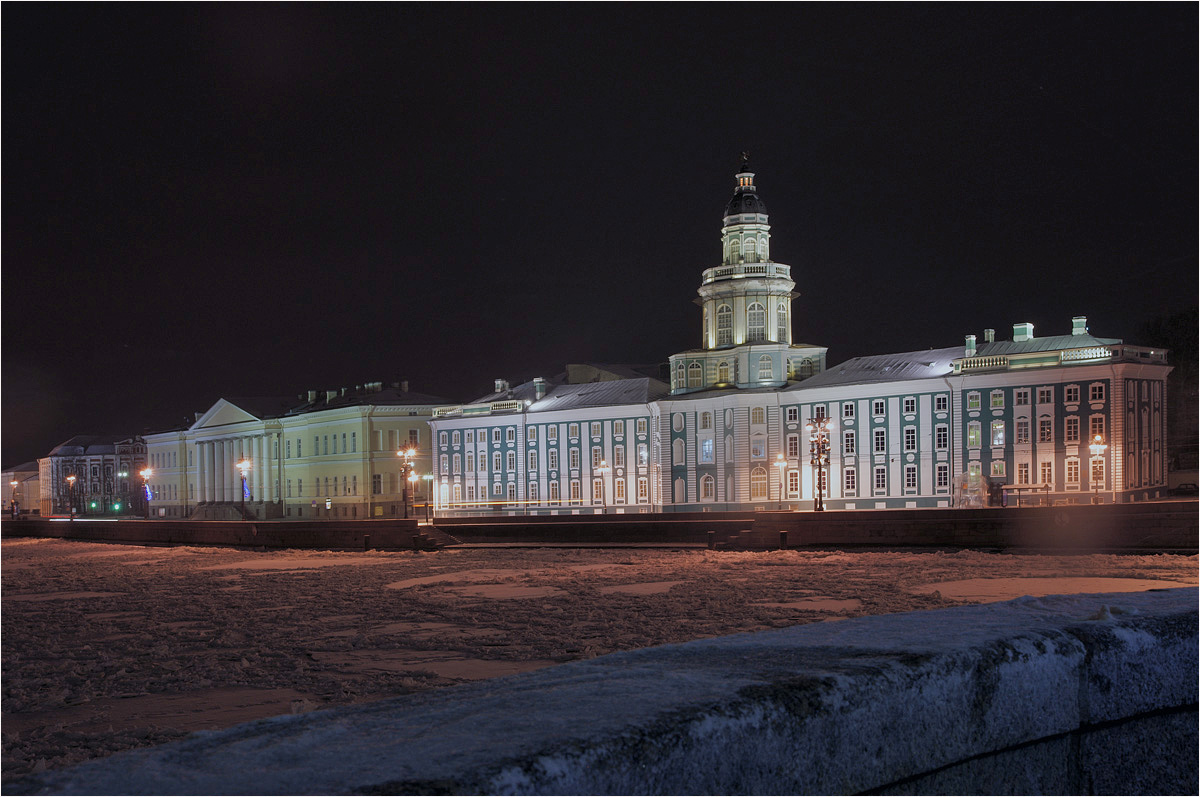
xmin=429 ymin=162 xmax=1172 ymax=515
xmin=142 ymin=382 xmax=444 ymax=520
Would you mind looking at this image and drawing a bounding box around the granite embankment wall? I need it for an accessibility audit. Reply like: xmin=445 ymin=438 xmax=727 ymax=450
xmin=9 ymin=588 xmax=1197 ymax=795
xmin=0 ymin=518 xmax=422 ymax=549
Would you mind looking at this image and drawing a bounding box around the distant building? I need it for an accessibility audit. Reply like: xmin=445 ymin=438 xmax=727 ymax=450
xmin=37 ymin=435 xmax=147 ymax=516
xmin=429 ymin=163 xmax=1172 ymax=515
xmin=2 ymin=461 xmax=41 ymax=516
xmin=141 ymin=382 xmax=445 ymax=520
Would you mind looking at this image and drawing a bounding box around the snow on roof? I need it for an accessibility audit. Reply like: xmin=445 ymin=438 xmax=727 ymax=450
xmin=530 ymin=378 xmax=671 ymax=412
xmin=977 ymin=333 xmax=1121 ymax=356
xmin=790 ymin=347 xmax=962 ymax=390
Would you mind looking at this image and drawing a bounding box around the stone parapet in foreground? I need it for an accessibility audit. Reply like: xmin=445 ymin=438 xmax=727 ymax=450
xmin=9 ymin=588 xmax=1197 ymax=795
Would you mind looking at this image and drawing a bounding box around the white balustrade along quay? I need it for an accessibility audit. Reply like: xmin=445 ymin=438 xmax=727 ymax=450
xmin=9 ymin=588 xmax=1196 ymax=796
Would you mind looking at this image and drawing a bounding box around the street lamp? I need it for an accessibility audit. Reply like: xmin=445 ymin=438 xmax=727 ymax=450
xmin=118 ymin=471 xmax=128 ymax=516
xmin=140 ymin=468 xmax=153 ymax=518
xmin=1089 ymin=434 xmax=1108 ymax=504
xmin=422 ymin=474 xmax=434 ymax=522
xmin=236 ymin=459 xmax=252 ymax=515
xmin=597 ymin=459 xmax=610 ymax=514
xmin=397 ymin=448 xmax=416 ymax=518
xmin=774 ymin=453 xmax=787 ymax=510
xmin=805 ymin=416 xmax=833 ymax=512
xmin=9 ymin=479 xmax=18 ymax=520
xmin=66 ymin=474 xmax=77 ymax=520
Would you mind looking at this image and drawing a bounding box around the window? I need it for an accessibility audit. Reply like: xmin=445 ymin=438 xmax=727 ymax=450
xmin=636 ymin=418 xmax=647 ymax=435
xmin=440 ymin=432 xmax=448 ymax=446
xmin=592 ymin=479 xmax=604 ymax=503
xmin=615 ymin=478 xmax=626 ymax=502
xmin=409 ymin=429 xmax=419 ymax=447
xmin=493 ymin=452 xmax=502 ymax=471
xmin=589 ymin=447 xmax=601 ymax=468
xmin=1015 ymin=389 xmax=1030 ymax=406
xmin=1066 ymin=459 xmax=1080 ymax=484
xmin=452 ymin=431 xmax=460 ymax=445
xmin=286 ymin=440 xmax=292 ymax=458
xmin=528 ymin=451 xmax=537 ymax=471
xmin=1091 ymin=459 xmax=1105 ymax=485
xmin=717 ymin=361 xmax=731 ymax=383
xmin=1040 ymin=462 xmax=1052 ymax=484
xmin=479 ymin=454 xmax=487 ymax=472
xmin=935 ymin=425 xmax=948 ymax=450
xmin=700 ymin=438 xmax=714 ymax=463
xmin=991 ymin=461 xmax=1005 ymax=477
xmin=614 ymin=420 xmax=624 ymax=436
xmin=873 ymin=429 xmax=886 ymax=453
xmin=967 ymin=392 xmax=981 ymax=410
xmin=674 ymin=362 xmax=685 ymax=390
xmin=905 ymin=465 xmax=917 ymax=489
xmin=935 ymin=395 xmax=948 ymax=412
xmin=613 ymin=446 xmax=625 ymax=467
xmin=466 ymin=431 xmax=474 ymax=444
xmin=352 ymin=476 xmax=358 ymax=495
xmin=991 ymin=421 xmax=1005 ymax=447
xmin=548 ymin=449 xmax=558 ymax=470
xmin=332 ymin=436 xmax=338 ymax=455
xmin=716 ymin=304 xmax=733 ymax=345
xmin=843 ymin=402 xmax=855 ymax=419
xmin=547 ymin=426 xmax=557 ymax=441
xmin=506 ymin=427 xmax=516 ymax=443
xmin=788 ymin=470 xmax=799 ymax=496
xmin=750 ymin=467 xmax=768 ymax=499
xmin=747 ymin=302 xmax=766 ymax=342
xmin=967 ymin=422 xmax=981 ymax=449
xmin=1039 ymin=419 xmax=1052 ymax=443
xmin=440 ymin=455 xmax=449 ymax=474
xmin=758 ymin=355 xmax=773 ymax=380
xmin=843 ymin=431 xmax=856 ymax=455
xmin=688 ymin=362 xmax=703 ymax=388
xmin=1089 ymin=415 xmax=1105 ymax=441
xmin=814 ymin=405 xmax=827 ymax=420
xmin=637 ymin=443 xmax=648 ymax=466
xmin=492 ymin=429 xmax=501 ymax=443
xmin=549 ymin=481 xmax=560 ymax=502
xmin=314 ymin=436 xmax=320 ymax=457
xmin=750 ymin=436 xmax=766 ymax=459
xmin=1065 ymin=386 xmax=1080 ymax=404
xmin=298 ymin=478 xmax=304 ymax=497
xmin=1038 ymin=387 xmax=1053 ymax=404
xmin=506 ymin=451 xmax=516 ymax=471
xmin=452 ymin=454 xmax=461 ymax=473
xmin=590 ymin=422 xmax=602 ymax=438
xmin=904 ymin=427 xmax=917 ymax=451
xmin=351 ymin=432 xmax=357 ymax=453
xmin=568 ymin=423 xmax=580 ymax=438
xmin=323 ymin=436 xmax=329 ymax=455
xmin=1016 ymin=419 xmax=1030 ymax=444
xmin=787 ymin=434 xmax=800 ymax=458
xmin=1018 ymin=463 xmax=1030 ymax=484
xmin=904 ymin=397 xmax=917 ymax=414
xmin=508 ymin=483 xmax=517 ymax=504
xmin=637 ymin=477 xmax=648 ymax=502
xmin=700 ymin=412 xmax=712 ymax=430
xmin=936 ymin=464 xmax=949 ymax=489
xmin=1090 ymin=383 xmax=1106 ymax=402
xmin=528 ymin=426 xmax=537 ymax=442
xmin=1065 ymin=417 xmax=1080 ymax=443
xmin=874 ymin=467 xmax=887 ymax=491
xmin=990 ymin=391 xmax=1004 ymax=409
xmin=873 ymin=399 xmax=885 ymax=416
xmin=777 ymin=302 xmax=788 ymax=342
xmin=700 ymin=474 xmax=715 ymax=499
xmin=467 ymin=453 xmax=474 ymax=471
xmin=844 ymin=468 xmax=857 ymax=494
xmin=751 ymin=407 xmax=765 ymax=425
xmin=569 ymin=448 xmax=580 ymax=469
xmin=297 ymin=439 xmax=302 ymax=457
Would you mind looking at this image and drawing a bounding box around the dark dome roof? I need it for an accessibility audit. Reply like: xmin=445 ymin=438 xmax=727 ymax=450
xmin=724 ymin=189 xmax=767 ymax=217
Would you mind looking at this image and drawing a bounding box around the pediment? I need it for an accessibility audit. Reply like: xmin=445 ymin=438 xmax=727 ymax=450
xmin=190 ymin=399 xmax=261 ymax=431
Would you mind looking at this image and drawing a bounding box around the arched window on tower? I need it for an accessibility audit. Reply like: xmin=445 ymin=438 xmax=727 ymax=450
xmin=716 ymin=305 xmax=732 ymax=346
xmin=758 ymin=354 xmax=773 ymax=381
xmin=717 ymin=361 xmax=730 ymax=384
xmin=747 ymin=302 xmax=766 ymax=342
xmin=687 ymin=362 xmax=703 ymax=388
xmin=777 ymin=302 xmax=788 ymax=342
xmin=702 ymin=306 xmax=709 ymax=345
xmin=730 ymin=239 xmax=741 ymax=263
xmin=675 ymin=361 xmax=685 ymax=390
xmin=799 ymin=358 xmax=815 ymax=378
xmin=759 ymin=236 xmax=768 ymax=260
xmin=745 ymin=238 xmax=756 ymax=262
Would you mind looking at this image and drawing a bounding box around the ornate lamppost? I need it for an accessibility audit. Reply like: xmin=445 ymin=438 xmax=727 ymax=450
xmin=66 ymin=474 xmax=77 ymax=520
xmin=10 ymin=479 xmax=19 ymax=519
xmin=422 ymin=474 xmax=434 ymax=522
xmin=805 ymin=416 xmax=833 ymax=512
xmin=140 ymin=468 xmax=153 ymax=518
xmin=397 ymin=448 xmax=416 ymax=518
xmin=236 ymin=459 xmax=252 ymax=515
xmin=597 ymin=459 xmax=610 ymax=514
xmin=1089 ymin=434 xmax=1108 ymax=504
xmin=774 ymin=453 xmax=787 ymax=510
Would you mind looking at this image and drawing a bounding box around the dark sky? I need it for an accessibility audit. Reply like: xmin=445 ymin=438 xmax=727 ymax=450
xmin=3 ymin=4 xmax=1196 ymax=467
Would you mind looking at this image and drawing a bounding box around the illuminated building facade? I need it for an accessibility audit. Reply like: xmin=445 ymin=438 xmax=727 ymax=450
xmin=37 ymin=435 xmax=147 ymax=517
xmin=429 ymin=165 xmax=1172 ymax=514
xmin=141 ymin=382 xmax=443 ymax=519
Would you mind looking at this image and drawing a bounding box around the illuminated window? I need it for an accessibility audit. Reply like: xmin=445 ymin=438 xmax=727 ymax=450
xmin=758 ymin=355 xmax=772 ymax=380
xmin=751 ymin=407 xmax=765 ymax=425
xmin=1018 ymin=463 xmax=1030 ymax=484
xmin=547 ymin=426 xmax=557 ymax=441
xmin=750 ymin=467 xmax=768 ymax=499
xmin=466 ymin=431 xmax=474 ymax=444
xmin=638 ymin=443 xmax=648 ymax=466
xmin=844 ymin=468 xmax=857 ymax=495
xmin=716 ymin=305 xmax=733 ymax=346
xmin=991 ymin=461 xmax=1005 ymax=477
xmin=614 ymin=420 xmax=624 ymax=436
xmin=967 ymin=422 xmax=981 ymax=449
xmin=990 ymin=391 xmax=1004 ymax=409
xmin=1039 ymin=419 xmax=1052 ymax=443
xmin=990 ymin=421 xmax=1005 ymax=447
xmin=527 ymin=451 xmax=537 ymax=471
xmin=592 ymin=480 xmax=603 ymax=503
xmin=1066 ymin=459 xmax=1080 ymax=484
xmin=777 ymin=302 xmax=788 ymax=342
xmin=568 ymin=423 xmax=579 ymax=439
xmin=615 ymin=478 xmax=625 ymax=502
xmin=1090 ymin=415 xmax=1105 ymax=440
xmin=717 ymin=361 xmax=730 ymax=383
xmin=788 ymin=469 xmax=799 ymax=497
xmin=440 ymin=455 xmax=448 ymax=474
xmin=1040 ymin=462 xmax=1052 ymax=484
xmin=1038 ymin=387 xmax=1053 ymax=404
xmin=637 ymin=477 xmax=648 ymax=502
xmin=590 ymin=422 xmax=602 ymax=438
xmin=508 ymin=483 xmax=517 ymax=504
xmin=701 ymin=474 xmax=715 ymax=500
xmin=747 ymin=303 xmax=766 ymax=342
xmin=751 ymin=435 xmax=766 ymax=459
xmin=843 ymin=431 xmax=856 ymax=455
xmin=967 ymin=392 xmax=981 ymax=410
xmin=700 ymin=438 xmax=714 ymax=463
xmin=591 ymin=447 xmax=602 ymax=468
xmin=636 ymin=418 xmax=647 ymax=435
xmin=549 ymin=481 xmax=559 ymax=502
xmin=1016 ymin=420 xmax=1030 ymax=444
xmin=1065 ymin=417 xmax=1080 ymax=443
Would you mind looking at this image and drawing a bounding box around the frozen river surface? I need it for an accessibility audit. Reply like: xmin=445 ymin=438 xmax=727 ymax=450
xmin=2 ymin=538 xmax=1195 ymax=779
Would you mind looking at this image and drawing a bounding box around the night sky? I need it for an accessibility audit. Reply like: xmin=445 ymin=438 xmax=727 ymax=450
xmin=3 ymin=5 xmax=1196 ymax=467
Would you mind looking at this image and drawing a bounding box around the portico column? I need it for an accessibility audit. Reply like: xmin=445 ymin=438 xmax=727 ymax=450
xmin=267 ymin=433 xmax=277 ymax=503
xmin=255 ymin=436 xmax=265 ymax=501
xmin=213 ymin=441 xmax=223 ymax=502
xmin=197 ymin=443 xmax=207 ymax=503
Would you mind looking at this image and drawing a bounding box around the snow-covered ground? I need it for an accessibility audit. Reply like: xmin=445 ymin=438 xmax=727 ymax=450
xmin=2 ymin=538 xmax=1195 ymax=779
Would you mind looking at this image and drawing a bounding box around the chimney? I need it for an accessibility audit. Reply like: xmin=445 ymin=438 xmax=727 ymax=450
xmin=983 ymin=328 xmax=995 ymax=344
xmin=401 ymin=380 xmax=409 ymax=393
xmin=534 ymin=377 xmax=547 ymax=401
xmin=340 ymin=387 xmax=347 ymax=397
xmin=1072 ymin=316 xmax=1087 ymax=336
xmin=965 ymin=334 xmax=976 ymax=357
xmin=307 ymin=390 xmax=317 ymax=403
xmin=495 ymin=378 xmax=509 ymax=394
xmin=326 ymin=390 xmax=338 ymax=402
xmin=1013 ymin=322 xmax=1034 ymax=342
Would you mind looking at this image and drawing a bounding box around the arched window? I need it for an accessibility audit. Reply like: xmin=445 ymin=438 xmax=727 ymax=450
xmin=758 ymin=354 xmax=773 ymax=380
xmin=744 ymin=237 xmax=756 ymax=261
xmin=716 ymin=305 xmax=733 ymax=346
xmin=730 ymin=239 xmax=741 ymax=262
xmin=672 ymin=438 xmax=685 ymax=463
xmin=747 ymin=302 xmax=766 ymax=342
xmin=701 ymin=474 xmax=715 ymax=500
xmin=687 ymin=362 xmax=703 ymax=388
xmin=717 ymin=361 xmax=730 ymax=383
xmin=759 ymin=236 xmax=768 ymax=260
xmin=674 ymin=361 xmax=685 ymax=389
xmin=799 ymin=358 xmax=815 ymax=378
xmin=702 ymin=306 xmax=708 ymax=342
xmin=777 ymin=302 xmax=788 ymax=342
xmin=750 ymin=467 xmax=768 ymax=499
xmin=751 ymin=407 xmax=766 ymax=425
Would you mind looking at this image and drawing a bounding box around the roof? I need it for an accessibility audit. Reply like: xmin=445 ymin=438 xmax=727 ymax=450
xmin=225 ymin=396 xmax=307 ymax=419
xmin=2 ymin=461 xmax=40 ymax=474
xmin=530 ymin=377 xmax=671 ymax=413
xmin=47 ymin=434 xmax=136 ymax=457
xmin=976 ymin=333 xmax=1121 ymax=356
xmin=788 ymin=347 xmax=963 ymax=390
xmin=287 ymin=386 xmax=447 ymax=415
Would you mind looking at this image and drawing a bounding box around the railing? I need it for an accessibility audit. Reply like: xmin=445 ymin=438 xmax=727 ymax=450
xmin=959 ymin=355 xmax=1009 ymax=371
xmin=1060 ymin=347 xmax=1112 ymax=363
xmin=701 ymin=261 xmax=791 ymax=284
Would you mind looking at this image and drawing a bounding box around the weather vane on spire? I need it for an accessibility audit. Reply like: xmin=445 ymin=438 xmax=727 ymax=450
xmin=740 ymin=151 xmax=751 ymax=167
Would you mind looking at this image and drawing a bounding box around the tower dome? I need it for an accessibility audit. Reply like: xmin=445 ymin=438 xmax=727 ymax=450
xmin=723 ymin=163 xmax=767 ymax=218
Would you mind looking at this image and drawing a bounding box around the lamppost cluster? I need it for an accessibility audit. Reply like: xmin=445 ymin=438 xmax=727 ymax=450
xmin=805 ymin=416 xmax=833 ymax=512
xmin=140 ymin=468 xmax=153 ymax=519
xmin=774 ymin=453 xmax=787 ymax=510
xmin=397 ymin=448 xmax=417 ymax=518
xmin=1090 ymin=434 xmax=1108 ymax=504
